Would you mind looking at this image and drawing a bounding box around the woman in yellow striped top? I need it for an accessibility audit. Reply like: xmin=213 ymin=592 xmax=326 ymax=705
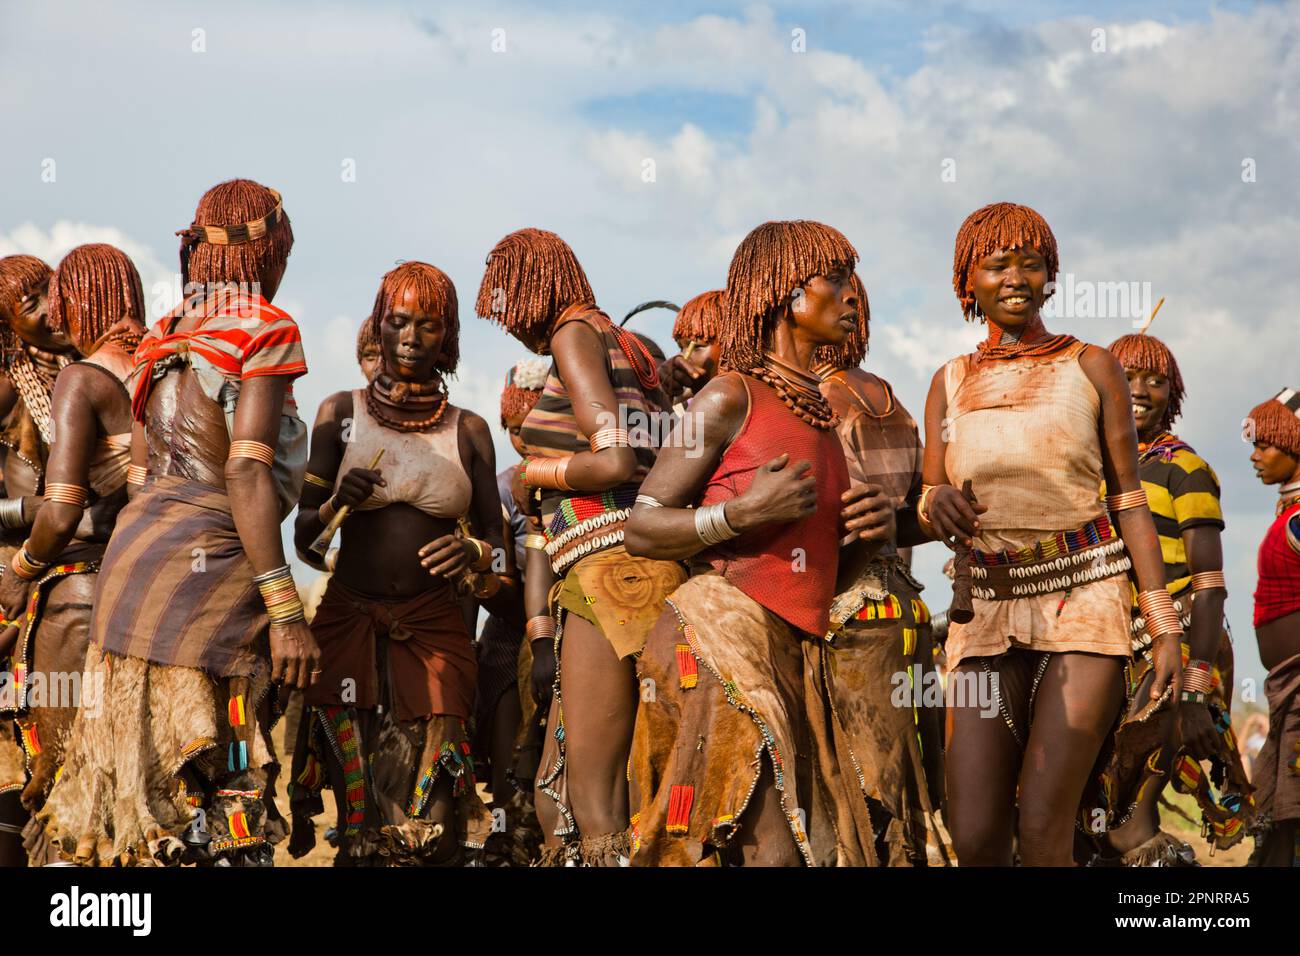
xmin=1085 ymin=332 xmax=1250 ymax=865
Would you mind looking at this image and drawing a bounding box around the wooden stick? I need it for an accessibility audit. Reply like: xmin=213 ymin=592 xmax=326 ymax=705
xmin=309 ymin=448 xmax=384 ymax=556
xmin=1137 ymin=296 xmax=1165 ymax=336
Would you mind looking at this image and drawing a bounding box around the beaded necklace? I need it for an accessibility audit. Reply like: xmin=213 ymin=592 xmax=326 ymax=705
xmin=1278 ymin=479 xmax=1300 ymax=516
xmin=1138 ymin=431 xmax=1192 ymax=465
xmin=975 ymin=332 xmax=1077 ymax=362
xmin=9 ymin=350 xmax=72 ymax=446
xmin=975 ymin=316 xmax=1076 ymax=363
xmin=365 ymin=372 xmax=449 ymax=433
xmin=750 ymin=353 xmax=837 ymax=430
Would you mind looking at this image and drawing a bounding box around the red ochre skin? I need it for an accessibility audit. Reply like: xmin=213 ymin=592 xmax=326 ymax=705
xmin=923 ymin=237 xmax=1177 ymax=867
xmin=624 ymin=264 xmax=894 ymax=865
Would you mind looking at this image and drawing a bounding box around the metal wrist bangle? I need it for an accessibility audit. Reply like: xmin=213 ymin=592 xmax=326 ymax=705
xmin=0 ymin=498 xmax=26 ymax=531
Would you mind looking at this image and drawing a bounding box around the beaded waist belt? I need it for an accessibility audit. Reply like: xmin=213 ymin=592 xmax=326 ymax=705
xmin=544 ymin=484 xmax=640 ymax=575
xmin=970 ymin=517 xmax=1132 ymax=601
xmin=1131 ymin=590 xmax=1194 ymax=656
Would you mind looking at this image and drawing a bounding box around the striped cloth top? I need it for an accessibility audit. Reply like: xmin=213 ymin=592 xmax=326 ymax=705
xmin=821 ymin=369 xmax=922 ymax=556
xmin=519 ymin=304 xmax=658 ymax=527
xmin=132 ymin=289 xmax=307 ymax=421
xmin=1105 ymin=433 xmax=1224 ymax=600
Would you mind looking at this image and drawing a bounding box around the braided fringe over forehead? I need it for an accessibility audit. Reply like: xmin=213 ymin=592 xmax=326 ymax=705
xmin=47 ymin=244 xmax=145 ymax=353
xmin=953 ymin=202 xmax=1058 ymax=320
xmin=1247 ymin=398 xmax=1300 ymax=459
xmin=722 ymin=220 xmax=858 ymax=372
xmin=1108 ymin=333 xmax=1185 ymax=428
xmin=500 ymin=383 xmax=544 ymax=426
xmin=365 ymin=261 xmax=460 ymax=374
xmin=356 ymin=316 xmax=379 ymax=365
xmin=0 ymin=255 xmax=52 ymax=364
xmin=475 ymin=228 xmax=594 ymax=341
xmin=672 ymin=290 xmax=725 ymax=346
xmin=814 ymin=271 xmax=871 ymax=370
xmin=0 ymin=255 xmax=51 ymax=315
xmin=187 ymin=178 xmax=294 ymax=288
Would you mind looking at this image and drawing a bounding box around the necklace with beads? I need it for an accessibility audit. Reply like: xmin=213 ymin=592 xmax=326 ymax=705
xmin=366 ymin=372 xmax=449 ymax=433
xmin=750 ymin=354 xmax=837 ymax=429
xmin=1278 ymin=479 xmax=1300 ymax=516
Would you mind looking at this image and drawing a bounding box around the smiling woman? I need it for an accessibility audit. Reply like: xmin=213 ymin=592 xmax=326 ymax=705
xmin=924 ymin=201 xmax=1182 ymax=867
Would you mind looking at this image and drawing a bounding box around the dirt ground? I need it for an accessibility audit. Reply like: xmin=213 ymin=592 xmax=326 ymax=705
xmin=269 ymin=707 xmax=1257 ymax=868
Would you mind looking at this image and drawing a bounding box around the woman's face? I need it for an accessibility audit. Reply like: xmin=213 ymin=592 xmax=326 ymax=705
xmin=4 ymin=280 xmax=74 ymax=353
xmin=358 ymin=342 xmax=382 ymax=383
xmin=791 ymin=266 xmax=857 ymax=347
xmin=503 ymin=409 xmax=529 ymax=457
xmin=1126 ymin=367 xmax=1171 ymax=438
xmin=970 ymin=245 xmax=1049 ymax=330
xmin=511 ymin=323 xmax=550 ymax=356
xmin=1251 ymin=441 xmax=1300 ymax=486
xmin=380 ymin=286 xmax=445 ymax=383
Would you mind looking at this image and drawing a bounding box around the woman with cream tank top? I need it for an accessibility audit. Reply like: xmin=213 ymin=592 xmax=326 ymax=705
xmin=291 ymin=262 xmax=517 ymax=865
xmin=920 ymin=203 xmax=1183 ymax=867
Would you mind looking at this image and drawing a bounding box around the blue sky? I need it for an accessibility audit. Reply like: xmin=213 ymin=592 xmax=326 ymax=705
xmin=2 ymin=0 xmax=1297 ymax=691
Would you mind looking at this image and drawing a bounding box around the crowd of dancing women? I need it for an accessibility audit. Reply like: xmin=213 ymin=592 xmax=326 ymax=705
xmin=0 ymin=179 xmax=1296 ymax=868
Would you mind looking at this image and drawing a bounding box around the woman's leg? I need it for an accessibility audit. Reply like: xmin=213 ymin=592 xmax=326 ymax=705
xmin=0 ymin=792 xmax=26 ymax=867
xmin=1018 ymin=652 xmax=1124 ymax=866
xmin=558 ymin=615 xmax=637 ymax=839
xmin=422 ymin=774 xmax=459 ymax=864
xmin=944 ymin=660 xmax=1022 ymax=865
xmin=490 ymin=688 xmax=522 ymax=807
xmin=735 ymin=762 xmax=802 ymax=867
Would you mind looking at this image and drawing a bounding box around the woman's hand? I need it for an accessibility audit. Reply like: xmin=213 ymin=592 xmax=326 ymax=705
xmin=1148 ymin=632 xmax=1183 ymax=704
xmin=841 ymin=483 xmax=894 ymax=543
xmin=269 ymin=620 xmax=322 ymax=691
xmin=511 ymin=463 xmax=540 ymax=519
xmin=1178 ymin=700 xmax=1220 ymax=760
xmin=925 ymin=483 xmax=988 ymax=546
xmin=333 ymin=467 xmax=385 ymax=510
xmin=0 ymin=565 xmax=33 ymax=630
xmin=660 ymin=354 xmax=709 ymax=398
xmin=418 ymin=533 xmax=472 ymax=579
xmin=530 ymin=639 xmax=556 ymax=706
xmin=728 ymin=454 xmax=817 ymax=531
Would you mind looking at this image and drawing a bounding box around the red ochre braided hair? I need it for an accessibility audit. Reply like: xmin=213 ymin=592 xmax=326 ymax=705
xmin=1108 ymin=333 xmax=1186 ymax=431
xmin=182 ymin=178 xmax=294 ymax=289
xmin=721 ymin=220 xmax=859 ymax=373
xmin=46 ymin=244 xmax=146 ymax=357
xmin=356 ymin=317 xmax=379 ymax=366
xmin=813 ymin=271 xmax=871 ymax=370
xmin=953 ymin=202 xmax=1059 ymax=321
xmin=475 ymin=228 xmax=595 ymax=347
xmin=1247 ymin=390 xmax=1300 ymax=459
xmin=500 ymin=356 xmax=549 ymax=428
xmin=365 ymin=261 xmax=460 ymax=375
xmin=0 ymin=254 xmax=52 ymax=367
xmin=672 ymin=290 xmax=725 ymax=348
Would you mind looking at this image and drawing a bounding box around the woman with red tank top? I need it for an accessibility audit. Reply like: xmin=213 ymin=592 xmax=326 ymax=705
xmin=624 ymin=221 xmax=895 ymax=866
xmin=1245 ymin=388 xmax=1300 ymax=866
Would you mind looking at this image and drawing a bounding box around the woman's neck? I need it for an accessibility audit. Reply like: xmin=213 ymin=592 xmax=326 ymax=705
xmin=985 ymin=312 xmax=1048 ymax=347
xmin=1138 ymin=423 xmax=1168 ymax=445
xmin=768 ymin=322 xmax=815 ymax=371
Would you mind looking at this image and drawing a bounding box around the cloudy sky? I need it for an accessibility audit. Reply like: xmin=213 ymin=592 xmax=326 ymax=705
xmin=2 ymin=0 xmax=1295 ymax=690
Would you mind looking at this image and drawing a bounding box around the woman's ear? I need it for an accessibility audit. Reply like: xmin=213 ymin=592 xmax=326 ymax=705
xmin=789 ymin=287 xmax=806 ymax=315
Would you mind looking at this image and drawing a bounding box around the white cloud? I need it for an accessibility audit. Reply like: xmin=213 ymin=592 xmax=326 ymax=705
xmin=2 ymin=0 xmax=1294 ymax=684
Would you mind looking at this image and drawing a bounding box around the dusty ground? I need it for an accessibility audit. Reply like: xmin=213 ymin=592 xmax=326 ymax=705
xmin=269 ymin=717 xmax=1256 ymax=868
